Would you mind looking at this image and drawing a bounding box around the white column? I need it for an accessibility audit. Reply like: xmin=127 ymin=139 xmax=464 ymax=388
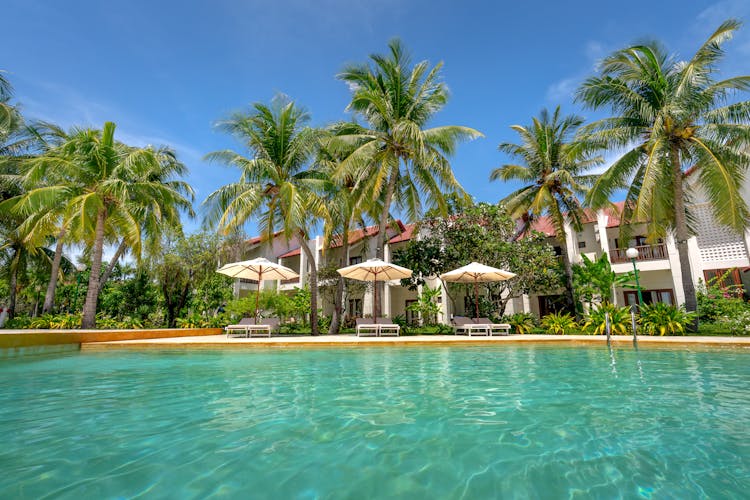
xmin=299 ymin=247 xmax=307 ymax=287
xmin=416 ymin=283 xmax=423 ymax=326
xmin=314 ymin=236 xmax=321 ymax=271
xmin=440 ymin=280 xmax=450 ymax=324
xmin=276 ymin=257 xmax=282 ymax=292
xmin=687 ymin=236 xmax=703 ymax=290
xmin=521 ymin=294 xmax=531 ymax=314
xmin=666 ymin=233 xmax=685 ymax=306
xmin=563 ymin=219 xmax=579 ymax=264
xmin=382 ymin=244 xmax=392 ymax=317
xmin=363 ymin=286 xmax=374 ymax=318
xmin=596 ymin=210 xmax=610 ymax=258
xmin=595 ymin=210 xmax=617 ymax=304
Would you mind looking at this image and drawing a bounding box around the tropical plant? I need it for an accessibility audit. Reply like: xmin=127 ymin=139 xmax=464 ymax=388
xmin=541 ymin=311 xmax=577 ymax=335
xmin=203 ymin=96 xmax=328 ymax=335
xmin=147 ymin=231 xmax=234 ymax=327
xmin=696 ymin=270 xmax=747 ymax=323
xmin=572 ymin=253 xmax=636 ymax=308
xmin=577 ymin=19 xmax=750 ymax=323
xmin=336 ymin=39 xmax=482 ymax=316
xmin=583 ymin=303 xmax=632 ymax=335
xmin=405 ymin=284 xmax=441 ymax=325
xmin=504 ymin=312 xmax=537 ymax=335
xmin=639 ymin=303 xmax=696 ymax=336
xmin=712 ymin=309 xmax=750 ymax=335
xmin=490 ymin=106 xmax=601 ymax=316
xmin=16 ymin=121 xmax=193 ymax=327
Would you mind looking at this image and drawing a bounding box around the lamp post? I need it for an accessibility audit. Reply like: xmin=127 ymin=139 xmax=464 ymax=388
xmin=626 ymin=247 xmax=644 ymax=306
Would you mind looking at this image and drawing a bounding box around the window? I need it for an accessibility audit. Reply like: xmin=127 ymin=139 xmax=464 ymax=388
xmin=578 ymin=241 xmax=587 ymax=249
xmin=704 ymin=268 xmax=749 ymax=299
xmin=624 ymin=289 xmax=675 ymax=307
xmin=347 ymin=298 xmax=363 ymax=318
xmin=349 ymin=256 xmax=363 ymax=265
xmin=537 ymin=294 xmax=570 ymax=316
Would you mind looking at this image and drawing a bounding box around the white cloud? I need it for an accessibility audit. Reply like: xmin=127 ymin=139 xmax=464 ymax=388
xmin=545 ymin=40 xmax=609 ymax=104
xmin=545 ymin=77 xmax=579 ymax=103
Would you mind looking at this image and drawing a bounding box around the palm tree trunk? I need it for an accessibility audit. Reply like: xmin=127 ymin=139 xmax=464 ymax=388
xmin=8 ymin=248 xmax=19 ymax=319
xmin=375 ymin=164 xmax=399 ymax=318
xmin=299 ymin=238 xmax=319 ymax=336
xmin=672 ymin=148 xmax=698 ymax=330
xmin=81 ymin=209 xmax=106 ymax=329
xmin=97 ymin=239 xmax=127 ymax=295
xmin=560 ymin=243 xmax=577 ymax=317
xmin=329 ymin=229 xmax=349 ymax=334
xmin=42 ymin=229 xmax=66 ymax=314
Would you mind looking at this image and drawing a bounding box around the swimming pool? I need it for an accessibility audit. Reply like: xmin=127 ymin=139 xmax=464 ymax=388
xmin=1 ymin=345 xmax=748 ymax=498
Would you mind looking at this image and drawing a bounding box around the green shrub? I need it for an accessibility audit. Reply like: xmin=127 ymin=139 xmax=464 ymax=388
xmin=504 ymin=312 xmax=536 ymax=335
xmin=639 ymin=303 xmax=696 ymax=336
xmin=697 ymin=271 xmax=748 ymax=322
xmin=584 ymin=303 xmax=632 ymax=335
xmin=541 ymin=312 xmax=577 ymax=335
xmin=317 ymin=314 xmax=332 ymax=332
xmin=5 ymin=315 xmax=32 ymax=329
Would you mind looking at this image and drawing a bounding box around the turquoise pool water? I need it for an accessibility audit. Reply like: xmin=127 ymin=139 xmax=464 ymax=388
xmin=1 ymin=345 xmax=748 ymax=498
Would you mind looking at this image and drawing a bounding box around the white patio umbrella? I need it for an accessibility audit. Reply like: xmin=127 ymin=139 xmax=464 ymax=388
xmin=440 ymin=262 xmax=516 ymax=320
xmin=337 ymin=258 xmax=412 ymax=323
xmin=217 ymin=257 xmax=299 ymax=322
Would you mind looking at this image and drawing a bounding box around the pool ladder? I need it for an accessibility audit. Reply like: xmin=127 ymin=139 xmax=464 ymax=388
xmin=604 ymin=309 xmax=639 ymax=347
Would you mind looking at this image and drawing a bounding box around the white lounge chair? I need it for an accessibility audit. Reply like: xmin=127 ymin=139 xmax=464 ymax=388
xmin=376 ymin=318 xmax=400 ymax=336
xmin=474 ymin=317 xmax=511 ymax=336
xmin=355 ymin=318 xmax=379 ymax=337
xmin=452 ymin=316 xmax=489 ymax=336
xmin=247 ymin=318 xmax=280 ymax=337
xmin=225 ymin=317 xmax=254 ymax=338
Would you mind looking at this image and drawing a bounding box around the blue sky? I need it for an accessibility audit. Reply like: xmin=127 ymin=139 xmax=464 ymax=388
xmin=5 ymin=0 xmax=750 ymax=235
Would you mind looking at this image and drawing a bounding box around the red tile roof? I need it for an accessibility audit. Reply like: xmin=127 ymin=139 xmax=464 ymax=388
xmin=278 ymin=247 xmax=301 ymax=258
xmin=528 ymin=201 xmax=628 ymax=237
xmin=529 ymin=217 xmax=557 ymax=237
xmin=274 ymin=221 xmax=410 ymax=259
xmin=246 ymin=230 xmax=284 ymax=246
xmin=389 ymin=223 xmax=415 ymax=243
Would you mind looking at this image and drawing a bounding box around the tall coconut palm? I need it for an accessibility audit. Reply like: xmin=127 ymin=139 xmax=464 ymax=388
xmin=576 ymin=19 xmax=750 ymax=317
xmin=20 ymin=121 xmax=194 ymax=327
xmin=318 ymin=123 xmax=383 ymax=333
xmin=337 ymin=39 xmax=482 ymax=316
xmin=12 ymin=121 xmax=192 ymax=314
xmin=203 ymin=96 xmax=329 ymax=335
xmin=490 ymin=107 xmax=601 ymax=313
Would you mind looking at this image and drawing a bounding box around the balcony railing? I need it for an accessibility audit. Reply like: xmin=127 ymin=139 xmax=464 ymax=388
xmin=610 ymin=244 xmax=667 ymax=263
xmin=280 ymin=278 xmax=300 ymax=285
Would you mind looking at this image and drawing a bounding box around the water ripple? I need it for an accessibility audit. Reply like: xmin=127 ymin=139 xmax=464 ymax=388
xmin=0 ymin=345 xmax=749 ymax=498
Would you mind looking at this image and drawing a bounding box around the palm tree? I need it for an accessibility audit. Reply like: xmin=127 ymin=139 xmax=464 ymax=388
xmin=337 ymin=39 xmax=482 ymax=316
xmin=318 ymin=124 xmax=383 ymax=334
xmin=490 ymin=107 xmax=601 ymax=313
xmin=203 ymin=96 xmax=329 ymax=335
xmin=20 ymin=121 xmax=194 ymax=327
xmin=576 ymin=19 xmax=750 ymax=317
xmin=0 ymin=70 xmax=15 ymax=138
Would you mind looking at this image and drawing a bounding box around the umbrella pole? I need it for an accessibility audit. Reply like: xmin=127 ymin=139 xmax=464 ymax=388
xmin=474 ymin=278 xmax=479 ymax=320
xmin=255 ymin=268 xmax=262 ymax=324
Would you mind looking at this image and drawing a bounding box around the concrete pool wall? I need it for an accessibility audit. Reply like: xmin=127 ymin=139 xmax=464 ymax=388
xmin=0 ymin=328 xmax=223 ymax=357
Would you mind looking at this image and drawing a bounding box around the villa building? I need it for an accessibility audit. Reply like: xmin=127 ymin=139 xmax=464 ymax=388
xmin=236 ymin=187 xmax=750 ymax=323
